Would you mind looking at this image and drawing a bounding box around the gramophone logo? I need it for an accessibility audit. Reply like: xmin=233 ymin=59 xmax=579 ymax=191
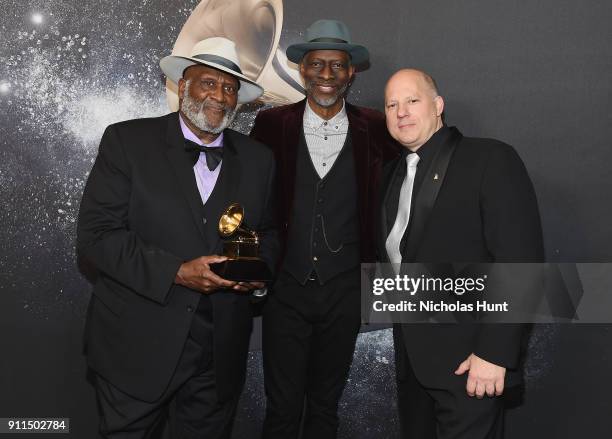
xmin=166 ymin=0 xmax=305 ymax=110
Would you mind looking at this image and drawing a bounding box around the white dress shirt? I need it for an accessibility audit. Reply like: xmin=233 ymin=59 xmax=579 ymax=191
xmin=302 ymin=100 xmax=349 ymax=178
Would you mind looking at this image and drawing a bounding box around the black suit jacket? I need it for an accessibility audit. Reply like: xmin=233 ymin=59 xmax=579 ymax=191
xmin=77 ymin=112 xmax=278 ymax=402
xmin=250 ymin=99 xmax=399 ymax=265
xmin=379 ymin=126 xmax=544 ymax=388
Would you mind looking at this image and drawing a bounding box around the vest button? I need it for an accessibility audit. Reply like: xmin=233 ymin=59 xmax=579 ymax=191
xmin=202 ymin=218 xmax=207 ymax=225
xmin=318 ymin=198 xmax=323 ymax=203
xmin=187 ymin=306 xmax=193 ymax=312
xmin=313 ymin=256 xmax=318 ymax=261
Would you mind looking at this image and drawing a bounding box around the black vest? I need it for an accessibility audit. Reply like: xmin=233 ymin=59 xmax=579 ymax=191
xmin=283 ymin=131 xmax=360 ymax=284
xmin=190 ymin=170 xmax=221 ymax=346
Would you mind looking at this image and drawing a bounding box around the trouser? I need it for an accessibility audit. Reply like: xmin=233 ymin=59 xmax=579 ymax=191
xmin=261 ymin=269 xmax=361 ymax=439
xmin=394 ymin=329 xmax=505 ymax=439
xmin=93 ymin=333 xmax=239 ymax=439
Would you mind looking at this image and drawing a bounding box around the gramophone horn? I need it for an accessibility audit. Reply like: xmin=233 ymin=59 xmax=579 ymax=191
xmin=166 ymin=0 xmax=304 ymax=111
xmin=219 ymin=203 xmax=244 ymax=236
xmin=218 ymin=203 xmax=258 ymax=241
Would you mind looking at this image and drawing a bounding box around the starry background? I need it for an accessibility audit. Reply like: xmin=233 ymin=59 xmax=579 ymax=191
xmin=1 ymin=0 xmax=611 ymax=438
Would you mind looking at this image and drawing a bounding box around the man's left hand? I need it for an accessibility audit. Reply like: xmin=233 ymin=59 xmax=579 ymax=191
xmin=454 ymin=353 xmax=506 ymax=398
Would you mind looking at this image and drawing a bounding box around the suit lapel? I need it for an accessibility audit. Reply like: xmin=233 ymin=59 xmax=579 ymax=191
xmin=402 ymin=127 xmax=461 ymax=261
xmin=346 ymin=103 xmax=370 ymax=234
xmin=280 ymin=100 xmax=305 ymax=225
xmin=163 ymin=112 xmax=208 ymax=243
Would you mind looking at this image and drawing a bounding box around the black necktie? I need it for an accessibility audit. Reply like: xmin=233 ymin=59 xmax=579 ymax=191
xmin=185 ymin=139 xmax=223 ymax=171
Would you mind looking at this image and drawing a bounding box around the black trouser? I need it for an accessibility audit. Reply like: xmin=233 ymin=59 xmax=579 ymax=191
xmin=93 ymin=326 xmax=239 ymax=439
xmin=261 ymin=269 xmax=361 ymax=439
xmin=394 ymin=328 xmax=505 ymax=439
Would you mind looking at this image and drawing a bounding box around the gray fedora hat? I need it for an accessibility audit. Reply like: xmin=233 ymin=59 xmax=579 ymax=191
xmin=286 ymin=19 xmax=369 ymax=68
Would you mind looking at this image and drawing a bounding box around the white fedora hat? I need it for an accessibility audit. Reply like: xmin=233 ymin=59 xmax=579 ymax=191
xmin=160 ymin=37 xmax=264 ymax=104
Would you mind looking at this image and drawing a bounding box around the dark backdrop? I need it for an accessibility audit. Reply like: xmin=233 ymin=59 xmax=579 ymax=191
xmin=1 ymin=0 xmax=611 ymax=437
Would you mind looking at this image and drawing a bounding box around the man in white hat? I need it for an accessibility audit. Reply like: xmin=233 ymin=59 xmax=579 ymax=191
xmin=250 ymin=19 xmax=398 ymax=439
xmin=78 ymin=37 xmax=278 ymax=438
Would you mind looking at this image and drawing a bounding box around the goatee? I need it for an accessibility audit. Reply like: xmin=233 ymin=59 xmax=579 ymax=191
xmin=305 ymin=80 xmax=349 ymax=108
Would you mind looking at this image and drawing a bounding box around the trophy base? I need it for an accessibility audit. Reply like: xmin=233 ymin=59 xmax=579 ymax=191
xmin=211 ymin=258 xmax=272 ymax=282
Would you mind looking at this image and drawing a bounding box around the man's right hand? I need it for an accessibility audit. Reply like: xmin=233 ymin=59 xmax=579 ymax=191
xmin=174 ymin=255 xmax=237 ymax=294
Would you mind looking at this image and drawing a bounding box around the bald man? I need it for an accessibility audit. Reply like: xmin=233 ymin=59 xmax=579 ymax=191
xmin=378 ymin=69 xmax=544 ymax=438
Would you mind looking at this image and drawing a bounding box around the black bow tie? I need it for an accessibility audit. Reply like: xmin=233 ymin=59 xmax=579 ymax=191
xmin=185 ymin=139 xmax=223 ymax=171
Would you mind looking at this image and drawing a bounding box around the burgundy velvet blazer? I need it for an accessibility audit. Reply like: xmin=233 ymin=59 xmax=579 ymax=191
xmin=250 ymin=99 xmax=399 ymax=264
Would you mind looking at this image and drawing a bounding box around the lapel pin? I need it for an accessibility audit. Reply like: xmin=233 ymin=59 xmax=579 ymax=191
xmin=433 ymin=173 xmax=439 ymax=181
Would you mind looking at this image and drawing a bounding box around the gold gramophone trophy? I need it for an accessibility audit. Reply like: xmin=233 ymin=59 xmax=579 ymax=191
xmin=211 ymin=203 xmax=272 ymax=281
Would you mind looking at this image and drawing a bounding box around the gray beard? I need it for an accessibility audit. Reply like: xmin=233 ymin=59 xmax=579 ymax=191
xmin=305 ymin=80 xmax=348 ymax=108
xmin=180 ymin=81 xmax=237 ymax=134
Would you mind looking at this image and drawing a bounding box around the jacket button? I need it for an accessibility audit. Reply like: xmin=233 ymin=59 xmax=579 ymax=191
xmin=187 ymin=306 xmax=193 ymax=312
xmin=313 ymin=256 xmax=318 ymax=261
xmin=202 ymin=218 xmax=207 ymax=225
xmin=318 ymin=198 xmax=323 ymax=203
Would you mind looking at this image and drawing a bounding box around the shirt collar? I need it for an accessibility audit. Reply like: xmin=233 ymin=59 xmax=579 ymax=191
xmin=303 ymin=99 xmax=348 ymax=130
xmin=179 ymin=113 xmax=224 ymax=147
xmin=401 ymin=125 xmax=449 ymax=169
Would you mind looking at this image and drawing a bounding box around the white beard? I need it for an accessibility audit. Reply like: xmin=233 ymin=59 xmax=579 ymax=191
xmin=180 ymin=80 xmax=237 ymax=134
